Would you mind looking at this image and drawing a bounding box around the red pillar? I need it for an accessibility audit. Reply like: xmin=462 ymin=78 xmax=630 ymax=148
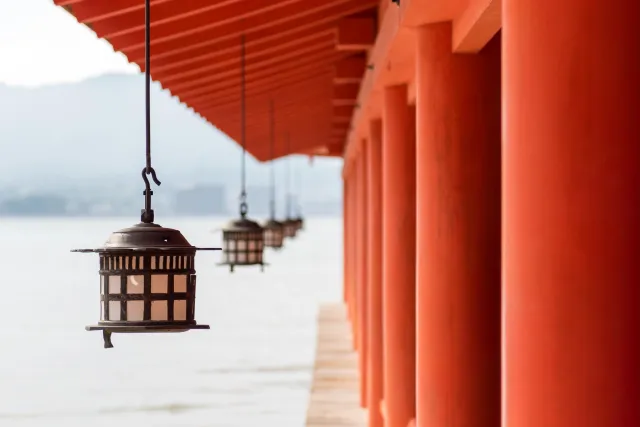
xmin=415 ymin=24 xmax=502 ymax=427
xmin=503 ymin=1 xmax=640 ymax=426
xmin=350 ymin=163 xmax=359 ymax=348
xmin=343 ymin=176 xmax=349 ymax=308
xmin=357 ymin=143 xmax=369 ymax=408
xmin=367 ymin=119 xmax=384 ymax=427
xmin=382 ymin=84 xmax=416 ymax=427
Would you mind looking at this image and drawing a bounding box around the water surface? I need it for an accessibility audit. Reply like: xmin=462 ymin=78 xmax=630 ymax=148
xmin=0 ymin=217 xmax=342 ymax=427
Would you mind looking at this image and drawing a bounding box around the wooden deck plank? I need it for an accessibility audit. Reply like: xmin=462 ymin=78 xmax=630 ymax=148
xmin=305 ymin=303 xmax=367 ymax=427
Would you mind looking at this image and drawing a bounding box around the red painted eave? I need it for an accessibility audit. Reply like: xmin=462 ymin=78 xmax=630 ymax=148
xmin=55 ymin=0 xmax=378 ymax=162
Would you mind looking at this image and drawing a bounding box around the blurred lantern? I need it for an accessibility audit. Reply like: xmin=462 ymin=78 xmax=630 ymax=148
xmin=219 ymin=35 xmax=265 ymax=272
xmin=282 ymin=133 xmax=298 ymax=239
xmin=262 ymin=99 xmax=285 ymax=250
xmin=72 ymin=0 xmax=218 ymax=348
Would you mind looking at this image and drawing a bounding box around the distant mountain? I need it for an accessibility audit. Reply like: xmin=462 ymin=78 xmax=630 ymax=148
xmin=0 ymin=74 xmax=343 ymax=207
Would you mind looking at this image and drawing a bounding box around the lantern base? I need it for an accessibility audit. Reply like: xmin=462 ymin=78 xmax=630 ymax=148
xmin=86 ymin=323 xmax=209 ymax=349
xmin=216 ymin=262 xmax=268 ymax=273
xmin=86 ymin=323 xmax=210 ymax=333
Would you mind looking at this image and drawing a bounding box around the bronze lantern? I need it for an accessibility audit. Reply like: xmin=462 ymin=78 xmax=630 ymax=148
xmin=282 ymin=217 xmax=298 ymax=239
xmin=220 ymin=211 xmax=266 ymax=272
xmin=263 ymin=218 xmax=285 ymax=250
xmin=218 ymin=34 xmax=266 ymax=272
xmin=73 ymin=220 xmax=218 ymax=348
xmin=261 ymin=99 xmax=285 ymax=250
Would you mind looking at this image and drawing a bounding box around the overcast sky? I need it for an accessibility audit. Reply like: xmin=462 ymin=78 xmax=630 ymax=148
xmin=0 ymin=0 xmax=137 ymax=87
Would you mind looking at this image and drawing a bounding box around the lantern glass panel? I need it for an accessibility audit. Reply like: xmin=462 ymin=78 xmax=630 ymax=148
xmin=128 ymin=301 xmax=144 ymax=321
xmin=151 ymin=301 xmax=168 ymax=321
xmin=127 ymin=275 xmax=144 ymax=293
xmin=175 ymin=300 xmax=187 ymax=321
xmin=175 ymin=275 xmax=187 ymax=293
xmin=109 ymin=276 xmax=120 ymax=294
xmin=109 ymin=301 xmax=121 ymax=320
xmin=151 ymin=275 xmax=168 ymax=293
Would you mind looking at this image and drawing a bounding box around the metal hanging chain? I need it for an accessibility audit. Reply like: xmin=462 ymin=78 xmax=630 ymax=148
xmin=286 ymin=132 xmax=291 ymax=218
xmin=269 ymin=99 xmax=276 ymax=220
xmin=239 ymin=34 xmax=248 ymax=218
xmin=295 ymin=163 xmax=301 ymax=216
xmin=141 ymin=0 xmax=161 ymax=224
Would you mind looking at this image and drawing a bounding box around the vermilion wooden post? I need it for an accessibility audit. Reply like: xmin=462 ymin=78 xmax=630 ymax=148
xmin=356 ymin=142 xmax=369 ymax=408
xmin=415 ymin=23 xmax=501 ymax=427
xmin=367 ymin=119 xmax=384 ymax=427
xmin=382 ymin=84 xmax=416 ymax=427
xmin=503 ymin=0 xmax=640 ymax=425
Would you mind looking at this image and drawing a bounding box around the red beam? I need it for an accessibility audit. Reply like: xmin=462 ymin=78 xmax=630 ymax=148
xmin=132 ymin=1 xmax=376 ymax=65
xmin=182 ymin=73 xmax=333 ymax=107
xmin=160 ymin=36 xmax=335 ymax=86
xmin=175 ymin=65 xmax=335 ymax=102
xmin=113 ymin=0 xmax=360 ymax=53
xmin=168 ymin=50 xmax=341 ymax=94
xmin=70 ymin=0 xmax=182 ymax=24
xmin=151 ymin=27 xmax=336 ymax=79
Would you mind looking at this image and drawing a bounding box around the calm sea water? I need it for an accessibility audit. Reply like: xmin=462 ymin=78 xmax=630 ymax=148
xmin=0 ymin=217 xmax=342 ymax=427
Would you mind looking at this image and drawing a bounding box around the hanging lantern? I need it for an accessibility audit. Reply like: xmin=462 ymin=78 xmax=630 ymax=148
xmin=283 ymin=217 xmax=298 ymax=239
xmin=72 ymin=0 xmax=219 ymax=348
xmin=263 ymin=218 xmax=285 ymax=249
xmin=219 ymin=34 xmax=266 ymax=272
xmin=262 ymin=99 xmax=285 ymax=250
xmin=282 ymin=135 xmax=298 ymax=239
xmin=73 ymin=218 xmax=218 ymax=347
xmin=221 ymin=213 xmax=266 ymax=271
xmin=291 ymin=160 xmax=305 ymax=233
xmin=292 ymin=195 xmax=305 ymax=233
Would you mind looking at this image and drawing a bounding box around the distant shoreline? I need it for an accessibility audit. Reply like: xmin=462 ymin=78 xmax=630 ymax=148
xmin=0 ymin=213 xmax=341 ymax=219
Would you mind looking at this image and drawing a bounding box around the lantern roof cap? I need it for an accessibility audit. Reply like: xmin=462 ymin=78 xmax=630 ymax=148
xmin=223 ymin=217 xmax=263 ymax=232
xmin=72 ymin=222 xmax=221 ymax=253
xmin=262 ymin=218 xmax=284 ymax=229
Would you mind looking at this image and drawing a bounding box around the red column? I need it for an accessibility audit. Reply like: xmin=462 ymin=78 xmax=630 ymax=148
xmin=350 ymin=162 xmax=359 ymax=348
xmin=382 ymin=84 xmax=416 ymax=427
xmin=415 ymin=24 xmax=501 ymax=427
xmin=343 ymin=176 xmax=349 ymax=308
xmin=356 ymin=143 xmax=369 ymax=408
xmin=367 ymin=119 xmax=384 ymax=427
xmin=503 ymin=1 xmax=640 ymax=426
xmin=345 ymin=166 xmax=356 ymax=336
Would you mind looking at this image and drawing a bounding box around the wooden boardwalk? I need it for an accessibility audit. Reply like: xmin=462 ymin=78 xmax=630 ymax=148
xmin=305 ymin=303 xmax=367 ymax=427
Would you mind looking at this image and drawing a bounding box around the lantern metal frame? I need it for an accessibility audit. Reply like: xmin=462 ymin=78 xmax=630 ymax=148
xmin=263 ymin=218 xmax=285 ymax=250
xmin=219 ymin=216 xmax=266 ymax=272
xmin=73 ymin=222 xmax=219 ymax=347
xmin=71 ymin=0 xmax=220 ymax=348
xmin=282 ymin=134 xmax=299 ymax=239
xmin=261 ymin=98 xmax=285 ymax=250
xmin=283 ymin=217 xmax=298 ymax=239
xmin=218 ymin=34 xmax=266 ymax=272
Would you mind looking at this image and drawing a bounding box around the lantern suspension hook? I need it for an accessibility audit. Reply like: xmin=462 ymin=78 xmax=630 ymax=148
xmin=238 ymin=33 xmax=248 ymax=219
xmin=140 ymin=0 xmax=161 ymax=224
xmin=269 ymin=99 xmax=276 ymax=220
xmin=285 ymin=132 xmax=292 ymax=218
